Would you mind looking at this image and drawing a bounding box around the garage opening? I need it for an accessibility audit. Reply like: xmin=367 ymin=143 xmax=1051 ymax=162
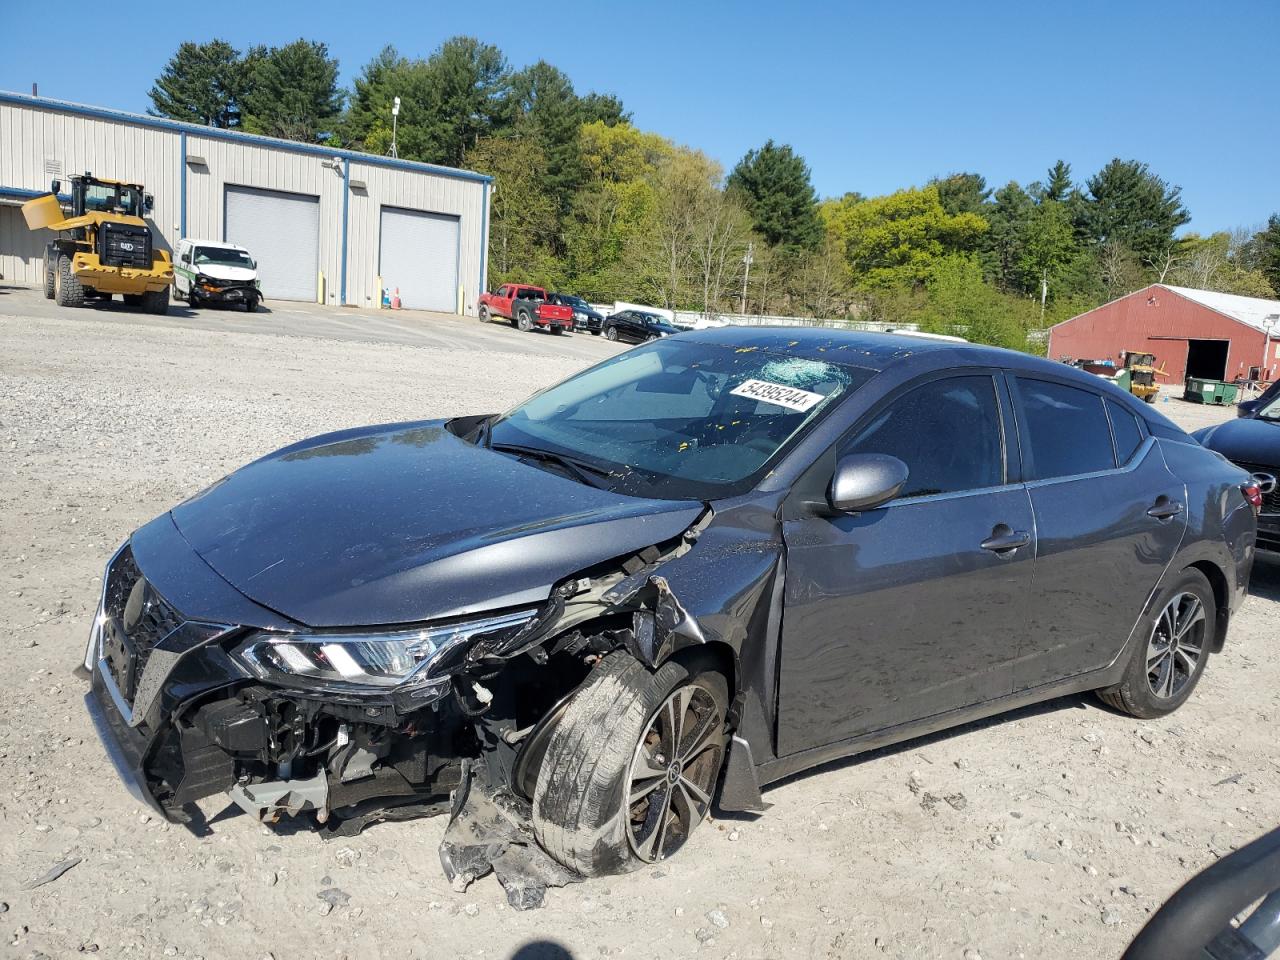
xmin=224 ymin=185 xmax=320 ymax=302
xmin=1185 ymin=339 xmax=1229 ymax=381
xmin=378 ymin=207 xmax=460 ymax=313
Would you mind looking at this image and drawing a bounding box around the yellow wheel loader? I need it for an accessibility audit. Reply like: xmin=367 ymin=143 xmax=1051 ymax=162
xmin=22 ymin=173 xmax=173 ymax=314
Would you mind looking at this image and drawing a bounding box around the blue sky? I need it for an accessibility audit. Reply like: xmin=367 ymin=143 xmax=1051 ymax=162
xmin=2 ymin=0 xmax=1276 ymax=232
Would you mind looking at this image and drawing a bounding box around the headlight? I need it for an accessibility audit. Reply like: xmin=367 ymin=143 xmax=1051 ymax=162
xmin=234 ymin=609 xmax=536 ymax=701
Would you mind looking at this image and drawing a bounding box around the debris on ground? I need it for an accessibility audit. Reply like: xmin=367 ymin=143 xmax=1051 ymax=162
xmin=21 ymin=856 xmax=82 ymax=890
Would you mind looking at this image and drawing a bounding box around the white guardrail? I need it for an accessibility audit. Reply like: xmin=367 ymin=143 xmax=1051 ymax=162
xmin=589 ymin=302 xmax=921 ymax=334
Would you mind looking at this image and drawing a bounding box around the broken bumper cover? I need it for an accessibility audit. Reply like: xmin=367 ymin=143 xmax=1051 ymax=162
xmin=85 ymin=669 xmax=165 ymax=815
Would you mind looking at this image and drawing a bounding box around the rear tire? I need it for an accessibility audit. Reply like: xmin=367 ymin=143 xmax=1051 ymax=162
xmin=1096 ymin=568 xmax=1214 ymax=719
xmin=141 ymin=287 xmax=170 ymax=315
xmin=54 ymin=255 xmax=84 ymax=307
xmin=532 ymin=652 xmax=728 ymax=878
xmin=517 ymin=310 xmax=534 ymax=332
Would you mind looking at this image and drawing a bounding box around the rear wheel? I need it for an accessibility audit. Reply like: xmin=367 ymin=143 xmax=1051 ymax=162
xmin=532 ymin=652 xmax=728 ymax=877
xmin=605 ymin=325 xmax=619 ymax=342
xmin=54 ymin=255 xmax=84 ymax=307
xmin=123 ymin=294 xmax=144 ymax=307
xmin=517 ymin=310 xmax=534 ymax=332
xmin=1096 ymin=568 xmax=1214 ymax=718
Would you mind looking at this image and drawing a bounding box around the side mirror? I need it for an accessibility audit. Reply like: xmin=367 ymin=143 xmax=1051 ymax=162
xmin=1237 ymin=400 xmax=1258 ymax=419
xmin=50 ymin=179 xmax=61 ymax=195
xmin=828 ymin=453 xmax=909 ymax=513
xmin=143 ymin=193 xmax=154 ymax=213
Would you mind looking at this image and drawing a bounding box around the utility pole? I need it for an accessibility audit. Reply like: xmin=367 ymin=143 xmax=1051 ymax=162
xmin=740 ymin=242 xmax=754 ymax=315
xmin=1040 ymin=269 xmax=1048 ymax=324
xmin=390 ymin=97 xmax=401 ymax=159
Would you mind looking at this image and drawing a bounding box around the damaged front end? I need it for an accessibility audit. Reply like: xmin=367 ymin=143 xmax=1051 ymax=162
xmin=83 ymin=509 xmax=732 ymax=907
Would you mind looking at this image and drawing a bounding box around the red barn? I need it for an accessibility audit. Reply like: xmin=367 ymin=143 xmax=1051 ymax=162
xmin=1049 ymin=284 xmax=1280 ymax=385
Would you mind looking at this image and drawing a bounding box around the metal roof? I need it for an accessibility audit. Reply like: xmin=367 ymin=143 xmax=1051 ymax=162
xmin=1161 ymin=285 xmax=1280 ymax=334
xmin=0 ymin=91 xmax=493 ymax=185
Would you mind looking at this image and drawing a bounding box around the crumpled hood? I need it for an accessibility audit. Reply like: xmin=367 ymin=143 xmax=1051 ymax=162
xmin=1195 ymin=417 xmax=1280 ymax=467
xmin=197 ymin=263 xmax=256 ymax=283
xmin=170 ymin=420 xmax=703 ymax=628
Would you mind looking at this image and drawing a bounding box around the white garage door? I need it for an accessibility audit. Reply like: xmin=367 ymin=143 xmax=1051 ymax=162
xmin=378 ymin=207 xmax=460 ymax=313
xmin=224 ymin=186 xmax=320 ymax=302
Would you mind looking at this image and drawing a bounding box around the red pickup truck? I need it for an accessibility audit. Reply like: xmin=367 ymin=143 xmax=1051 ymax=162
xmin=477 ymin=284 xmax=574 ymax=334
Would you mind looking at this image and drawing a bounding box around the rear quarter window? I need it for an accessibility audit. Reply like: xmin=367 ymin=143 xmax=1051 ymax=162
xmin=1105 ymin=398 xmax=1146 ymax=464
xmin=1015 ymin=378 xmax=1117 ymax=480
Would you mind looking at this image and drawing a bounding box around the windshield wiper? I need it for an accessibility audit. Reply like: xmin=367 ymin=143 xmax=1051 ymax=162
xmin=489 ymin=442 xmax=616 ymax=489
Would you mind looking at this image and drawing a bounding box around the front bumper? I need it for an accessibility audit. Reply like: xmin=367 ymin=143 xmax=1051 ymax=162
xmin=193 ymin=283 xmax=257 ymax=303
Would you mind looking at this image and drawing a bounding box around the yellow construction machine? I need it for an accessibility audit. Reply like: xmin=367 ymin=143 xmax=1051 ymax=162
xmin=22 ymin=173 xmax=172 ymax=313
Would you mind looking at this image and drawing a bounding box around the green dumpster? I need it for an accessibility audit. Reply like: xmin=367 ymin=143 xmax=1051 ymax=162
xmin=1183 ymin=377 xmax=1240 ymax=405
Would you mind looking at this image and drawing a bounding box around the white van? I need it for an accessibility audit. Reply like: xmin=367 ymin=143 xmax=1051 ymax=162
xmin=174 ymin=239 xmax=261 ymax=311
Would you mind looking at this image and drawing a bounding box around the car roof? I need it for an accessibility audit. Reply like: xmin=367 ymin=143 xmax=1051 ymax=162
xmin=677 ymin=325 xmax=1190 ymax=435
xmin=183 ymin=238 xmax=249 ymax=252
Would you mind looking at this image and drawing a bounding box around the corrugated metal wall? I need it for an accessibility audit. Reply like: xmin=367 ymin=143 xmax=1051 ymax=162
xmin=0 ymin=97 xmax=489 ymax=313
xmin=0 ymin=206 xmax=47 ymax=284
xmin=1048 ymin=285 xmax=1271 ymax=383
xmin=346 ymin=162 xmax=486 ymax=312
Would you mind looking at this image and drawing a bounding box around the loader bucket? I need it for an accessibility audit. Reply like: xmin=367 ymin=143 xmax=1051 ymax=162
xmin=22 ymin=193 xmax=68 ymax=231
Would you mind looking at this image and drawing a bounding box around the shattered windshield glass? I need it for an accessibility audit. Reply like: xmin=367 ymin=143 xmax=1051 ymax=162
xmin=489 ymin=339 xmax=871 ymax=499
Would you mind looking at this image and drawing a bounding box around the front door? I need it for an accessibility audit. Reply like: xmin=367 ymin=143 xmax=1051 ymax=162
xmin=1008 ymin=378 xmax=1187 ymax=689
xmin=778 ymin=373 xmax=1036 ymax=756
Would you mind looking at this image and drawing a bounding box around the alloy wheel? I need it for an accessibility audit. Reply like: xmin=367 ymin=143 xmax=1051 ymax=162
xmin=1146 ymin=592 xmax=1206 ymax=699
xmin=625 ymin=682 xmax=725 ymax=862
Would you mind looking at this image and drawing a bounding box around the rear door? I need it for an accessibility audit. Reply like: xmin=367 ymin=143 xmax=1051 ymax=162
xmin=1009 ymin=376 xmax=1187 ymax=690
xmin=778 ymin=372 xmax=1035 ymax=755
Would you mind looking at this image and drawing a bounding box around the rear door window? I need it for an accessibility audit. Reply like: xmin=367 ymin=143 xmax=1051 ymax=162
xmin=1014 ymin=378 xmax=1116 ymax=480
xmin=845 ymin=375 xmax=1004 ymax=499
xmin=1105 ymin=398 xmax=1146 ymax=464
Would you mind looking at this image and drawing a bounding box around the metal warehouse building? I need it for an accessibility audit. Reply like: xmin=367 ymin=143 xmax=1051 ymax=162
xmin=0 ymin=92 xmax=491 ymax=313
xmin=1049 ymin=284 xmax=1280 ymax=385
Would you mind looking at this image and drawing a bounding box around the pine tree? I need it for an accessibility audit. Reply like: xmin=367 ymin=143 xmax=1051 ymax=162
xmin=1078 ymin=159 xmax=1190 ymax=264
xmin=726 ymin=141 xmax=822 ymax=250
xmin=148 ymin=40 xmax=246 ymax=128
xmin=241 ymin=40 xmax=343 ymax=143
xmin=1044 ymin=160 xmax=1073 ymax=201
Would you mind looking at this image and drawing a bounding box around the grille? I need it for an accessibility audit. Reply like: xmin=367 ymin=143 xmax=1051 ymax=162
xmin=98 ymin=222 xmax=152 ymax=269
xmin=1236 ymin=462 xmax=1280 ymax=515
xmin=102 ymin=545 xmax=183 ymax=702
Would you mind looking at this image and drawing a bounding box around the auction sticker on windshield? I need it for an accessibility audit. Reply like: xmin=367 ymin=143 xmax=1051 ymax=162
xmin=730 ymin=378 xmax=826 ymax=412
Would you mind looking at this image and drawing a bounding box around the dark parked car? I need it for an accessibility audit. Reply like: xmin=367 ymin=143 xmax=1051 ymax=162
xmin=83 ymin=330 xmax=1258 ymax=907
xmin=1237 ymin=378 xmax=1280 ymax=419
xmin=1194 ymin=390 xmax=1280 ymax=554
xmin=602 ymin=309 xmax=680 ymax=343
xmin=547 ymin=293 xmax=604 ymax=334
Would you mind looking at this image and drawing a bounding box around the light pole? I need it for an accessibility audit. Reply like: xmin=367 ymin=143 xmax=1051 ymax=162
xmin=740 ymin=241 xmax=754 ymax=316
xmin=390 ymin=96 xmax=401 ymax=159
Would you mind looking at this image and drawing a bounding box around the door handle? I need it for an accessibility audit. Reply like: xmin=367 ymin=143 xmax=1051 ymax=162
xmin=980 ymin=526 xmax=1031 ymax=555
xmin=1146 ymin=498 xmax=1184 ymax=521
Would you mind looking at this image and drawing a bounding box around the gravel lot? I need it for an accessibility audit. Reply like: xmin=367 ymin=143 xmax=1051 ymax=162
xmin=2 ymin=291 xmax=1277 ymax=960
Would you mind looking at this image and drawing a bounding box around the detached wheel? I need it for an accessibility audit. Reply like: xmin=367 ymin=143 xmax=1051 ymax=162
xmin=54 ymin=255 xmax=85 ymax=307
xmin=532 ymin=652 xmax=728 ymax=877
xmin=1096 ymin=568 xmax=1214 ymax=719
xmin=478 ymin=305 xmax=490 ymax=323
xmin=517 ymin=310 xmax=534 ymax=332
xmin=605 ymin=325 xmax=619 ymax=342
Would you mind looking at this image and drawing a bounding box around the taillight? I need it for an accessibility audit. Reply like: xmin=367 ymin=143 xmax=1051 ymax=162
xmin=1242 ymin=482 xmax=1263 ymax=512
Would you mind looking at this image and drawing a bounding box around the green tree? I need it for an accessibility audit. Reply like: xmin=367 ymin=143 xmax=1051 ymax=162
xmin=504 ymin=62 xmax=590 ymax=216
xmin=1244 ymin=214 xmax=1280 ymax=295
xmin=982 ymin=181 xmax=1035 ymax=290
xmin=1043 ymin=160 xmax=1073 ymax=202
xmin=820 ymin=186 xmax=988 ymax=289
xmin=466 ymin=136 xmax=560 ymax=288
xmin=1020 ymin=199 xmax=1077 ymax=318
xmin=1077 ymin=159 xmax=1190 ymax=264
xmin=241 ymin=40 xmax=342 ymax=142
xmin=933 ymin=172 xmax=991 ymax=216
xmin=148 ymin=40 xmax=248 ymax=127
xmin=726 ymin=140 xmax=823 ymax=250
xmin=917 ymin=255 xmax=1031 ymax=350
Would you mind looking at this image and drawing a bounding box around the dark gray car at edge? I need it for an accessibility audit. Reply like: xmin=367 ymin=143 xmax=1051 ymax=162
xmin=80 ymin=329 xmax=1258 ymax=907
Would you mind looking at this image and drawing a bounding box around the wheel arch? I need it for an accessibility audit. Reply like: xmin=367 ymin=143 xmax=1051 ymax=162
xmin=1183 ymin=559 xmax=1230 ymax=653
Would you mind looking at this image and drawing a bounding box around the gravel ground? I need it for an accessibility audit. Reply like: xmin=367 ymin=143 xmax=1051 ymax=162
xmin=1 ymin=307 xmax=1277 ymax=960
